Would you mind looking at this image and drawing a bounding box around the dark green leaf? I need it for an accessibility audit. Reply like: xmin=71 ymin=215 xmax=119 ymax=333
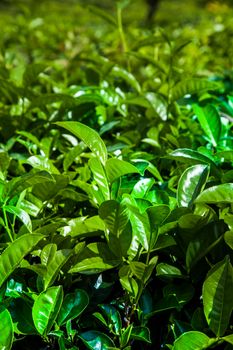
xmin=57 ymin=289 xmax=89 ymax=326
xmin=79 ymin=331 xmax=115 ymax=350
xmin=203 ymin=256 xmax=233 ymax=337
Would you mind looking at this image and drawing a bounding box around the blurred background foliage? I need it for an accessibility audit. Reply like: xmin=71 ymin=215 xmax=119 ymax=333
xmin=0 ymin=0 xmax=233 ymax=75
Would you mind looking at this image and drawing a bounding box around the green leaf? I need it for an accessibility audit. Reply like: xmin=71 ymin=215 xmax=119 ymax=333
xmin=173 ymin=331 xmax=215 ymax=350
xmin=9 ymin=298 xmax=36 ymax=335
xmin=223 ymin=334 xmax=233 ymax=345
xmin=42 ymin=249 xmax=72 ymax=289
xmin=224 ymin=231 xmax=233 ymax=250
xmin=23 ymin=63 xmax=46 ymax=86
xmin=171 ymin=79 xmax=219 ymax=101
xmin=57 ymin=289 xmax=89 ymax=326
xmin=6 ymin=171 xmax=54 ymax=198
xmin=89 ymin=157 xmax=110 ymax=200
xmin=99 ymin=200 xmax=130 ymax=257
xmin=0 ymin=234 xmax=43 ymax=288
xmin=55 ymin=121 xmax=107 ymax=165
xmin=4 ymin=205 xmax=32 ymax=233
xmin=120 ymin=324 xmax=133 ymax=348
xmin=105 ymin=158 xmax=139 ymax=184
xmin=203 ymin=256 xmax=233 ymax=337
xmin=195 ymin=184 xmax=233 ymax=204
xmin=99 ymin=304 xmax=122 ymax=335
xmin=68 ymin=242 xmax=120 ymax=274
xmin=177 ymin=164 xmax=209 ymax=207
xmin=88 ymin=5 xmax=117 ymax=26
xmin=123 ymin=196 xmax=150 ymax=251
xmin=156 ymin=263 xmax=182 ymax=278
xmin=131 ymin=178 xmax=155 ymax=199
xmin=60 ymin=216 xmax=105 ymax=238
xmin=79 ymin=330 xmax=115 ymax=350
xmin=41 ymin=243 xmax=57 ymax=265
xmin=32 ymin=285 xmax=63 ymax=336
xmin=0 ymin=306 xmax=13 ymax=350
xmin=0 ymin=151 xmax=10 ymax=173
xmin=193 ymin=104 xmax=221 ymax=147
xmin=167 ymin=148 xmax=219 ymax=177
xmin=25 ymin=155 xmax=60 ymax=174
xmin=99 ymin=200 xmax=129 ymax=237
xmin=186 ymin=221 xmax=225 ymax=271
xmin=131 ymin=326 xmax=151 ymax=343
xmin=111 ymin=66 xmax=141 ymax=93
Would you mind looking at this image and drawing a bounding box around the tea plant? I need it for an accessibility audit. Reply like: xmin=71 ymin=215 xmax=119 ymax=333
xmin=0 ymin=0 xmax=233 ymax=349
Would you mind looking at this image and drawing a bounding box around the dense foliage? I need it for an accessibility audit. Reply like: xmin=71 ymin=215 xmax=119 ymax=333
xmin=0 ymin=0 xmax=233 ymax=349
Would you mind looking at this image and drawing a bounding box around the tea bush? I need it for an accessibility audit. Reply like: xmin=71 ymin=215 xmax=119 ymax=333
xmin=0 ymin=1 xmax=233 ymax=349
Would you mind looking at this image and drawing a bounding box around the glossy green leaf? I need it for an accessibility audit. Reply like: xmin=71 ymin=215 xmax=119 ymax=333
xmin=32 ymin=285 xmax=63 ymax=336
xmin=55 ymin=121 xmax=107 ymax=165
xmin=43 ymin=249 xmax=72 ymax=289
xmin=173 ymin=331 xmax=215 ymax=350
xmin=0 ymin=306 xmax=13 ymax=350
xmin=177 ymin=164 xmax=209 ymax=207
xmin=156 ymin=263 xmax=182 ymax=278
xmin=131 ymin=326 xmax=151 ymax=343
xmin=131 ymin=178 xmax=155 ymax=198
xmin=99 ymin=304 xmax=122 ymax=335
xmin=25 ymin=155 xmax=60 ymax=174
xmin=68 ymin=242 xmax=120 ymax=274
xmin=105 ymin=158 xmax=139 ymax=184
xmin=60 ymin=216 xmax=105 ymax=238
xmin=193 ymin=104 xmax=221 ymax=147
xmin=203 ymin=256 xmax=233 ymax=336
xmin=171 ymin=79 xmax=219 ymax=101
xmin=120 ymin=325 xmax=133 ymax=348
xmin=0 ymin=234 xmax=43 ymax=288
xmin=130 ymin=261 xmax=147 ymax=280
xmin=123 ymin=195 xmax=150 ymax=251
xmin=99 ymin=200 xmax=131 ymax=256
xmin=4 ymin=205 xmax=32 ymax=233
xmin=167 ymin=148 xmax=219 ymax=177
xmin=195 ymin=184 xmax=233 ymax=204
xmin=89 ymin=157 xmax=110 ymax=200
xmin=79 ymin=330 xmax=115 ymax=350
xmin=99 ymin=200 xmax=128 ymax=237
xmin=57 ymin=289 xmax=89 ymax=326
xmin=111 ymin=66 xmax=141 ymax=93
xmin=40 ymin=243 xmax=57 ymax=266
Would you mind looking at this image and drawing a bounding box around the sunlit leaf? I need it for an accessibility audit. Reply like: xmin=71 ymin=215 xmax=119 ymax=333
xmin=0 ymin=234 xmax=43 ymax=288
xmin=32 ymin=285 xmax=63 ymax=336
xmin=55 ymin=121 xmax=107 ymax=165
xmin=0 ymin=306 xmax=13 ymax=350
